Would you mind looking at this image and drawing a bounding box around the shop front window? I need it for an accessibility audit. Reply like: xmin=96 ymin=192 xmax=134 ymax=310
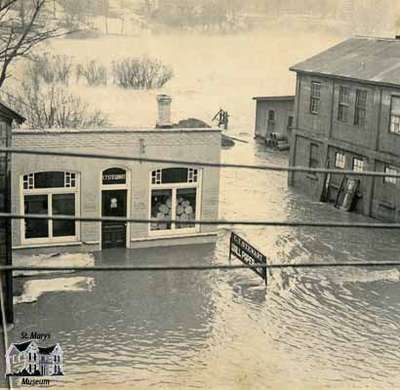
xmin=150 ymin=168 xmax=200 ymax=233
xmin=22 ymin=171 xmax=79 ymax=243
xmin=151 ymin=189 xmax=172 ymax=231
xmin=24 ymin=195 xmax=49 ymax=239
xmin=52 ymin=193 xmax=76 ymax=237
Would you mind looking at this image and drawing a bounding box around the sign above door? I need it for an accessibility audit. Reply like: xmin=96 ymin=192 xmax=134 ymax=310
xmin=102 ymin=168 xmax=126 ymax=185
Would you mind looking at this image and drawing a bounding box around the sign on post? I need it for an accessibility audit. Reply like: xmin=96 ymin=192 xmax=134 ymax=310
xmin=229 ymin=232 xmax=267 ymax=285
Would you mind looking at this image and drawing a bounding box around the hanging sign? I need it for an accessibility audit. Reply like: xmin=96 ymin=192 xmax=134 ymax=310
xmin=229 ymin=232 xmax=267 ymax=284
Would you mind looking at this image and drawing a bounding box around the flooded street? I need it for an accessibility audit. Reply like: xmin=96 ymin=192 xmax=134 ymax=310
xmin=10 ymin=141 xmax=400 ymax=389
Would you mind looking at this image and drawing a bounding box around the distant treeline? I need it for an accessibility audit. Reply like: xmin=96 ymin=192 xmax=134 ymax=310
xmin=50 ymin=0 xmax=399 ymax=34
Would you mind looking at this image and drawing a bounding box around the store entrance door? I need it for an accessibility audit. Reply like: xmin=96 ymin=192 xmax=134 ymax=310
xmin=102 ymin=189 xmax=127 ymax=249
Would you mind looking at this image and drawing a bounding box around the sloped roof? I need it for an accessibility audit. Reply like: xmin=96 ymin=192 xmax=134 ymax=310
xmin=13 ymin=341 xmax=34 ymax=352
xmin=0 ymin=100 xmax=25 ymax=124
xmin=290 ymin=36 xmax=400 ymax=87
xmin=38 ymin=345 xmax=57 ymax=355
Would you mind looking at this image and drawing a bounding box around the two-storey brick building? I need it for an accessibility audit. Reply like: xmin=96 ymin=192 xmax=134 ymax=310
xmin=288 ymin=36 xmax=400 ymax=221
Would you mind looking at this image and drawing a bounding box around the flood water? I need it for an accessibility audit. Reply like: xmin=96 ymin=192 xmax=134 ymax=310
xmin=7 ymin=27 xmax=400 ymax=389
xmin=10 ymin=141 xmax=400 ymax=389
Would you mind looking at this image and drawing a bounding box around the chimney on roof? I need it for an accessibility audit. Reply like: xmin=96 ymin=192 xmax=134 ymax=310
xmin=156 ymin=94 xmax=172 ymax=128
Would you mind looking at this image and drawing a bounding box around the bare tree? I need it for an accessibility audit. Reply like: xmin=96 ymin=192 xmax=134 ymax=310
xmin=0 ymin=0 xmax=65 ymax=88
xmin=5 ymin=78 xmax=109 ymax=129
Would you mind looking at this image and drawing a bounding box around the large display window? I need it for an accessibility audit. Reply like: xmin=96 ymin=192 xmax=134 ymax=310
xmin=21 ymin=171 xmax=79 ymax=244
xmin=150 ymin=168 xmax=201 ymax=234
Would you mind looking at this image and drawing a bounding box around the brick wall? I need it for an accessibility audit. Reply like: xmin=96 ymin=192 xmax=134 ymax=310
xmin=11 ymin=128 xmax=221 ymax=250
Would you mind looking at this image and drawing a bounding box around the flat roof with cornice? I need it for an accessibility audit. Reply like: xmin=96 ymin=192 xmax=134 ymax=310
xmin=13 ymin=127 xmax=221 ymax=135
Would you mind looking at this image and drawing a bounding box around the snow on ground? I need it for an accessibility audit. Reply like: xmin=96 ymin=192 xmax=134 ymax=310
xmin=14 ymin=276 xmax=95 ymax=305
xmin=13 ymin=252 xmax=95 ymax=277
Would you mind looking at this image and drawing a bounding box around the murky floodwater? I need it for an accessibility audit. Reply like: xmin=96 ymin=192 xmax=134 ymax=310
xmin=10 ymin=141 xmax=400 ymax=389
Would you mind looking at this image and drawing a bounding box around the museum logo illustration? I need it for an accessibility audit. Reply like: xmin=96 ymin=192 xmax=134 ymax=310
xmin=5 ymin=339 xmax=64 ymax=377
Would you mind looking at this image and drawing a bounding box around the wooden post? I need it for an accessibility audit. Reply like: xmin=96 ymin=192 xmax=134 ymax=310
xmin=0 ymin=121 xmax=13 ymax=323
xmin=228 ymin=232 xmax=233 ymax=261
xmin=4 ymin=147 xmax=12 ymax=324
xmin=264 ymin=260 xmax=268 ymax=288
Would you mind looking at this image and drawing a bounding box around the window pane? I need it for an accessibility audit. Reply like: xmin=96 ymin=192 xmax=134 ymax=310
xmin=390 ymin=115 xmax=400 ymax=134
xmin=335 ymin=153 xmax=346 ymax=169
xmin=391 ymin=96 xmax=400 ymax=116
xmin=338 ymin=104 xmax=348 ymax=122
xmin=52 ymin=194 xmax=75 ymax=237
xmin=151 ymin=189 xmax=172 ymax=231
xmin=34 ymin=172 xmax=65 ymax=189
xmin=176 ymin=188 xmax=197 ymax=229
xmin=309 ymin=144 xmax=319 ymax=168
xmin=287 ymin=116 xmax=294 ymax=129
xmin=355 ymin=108 xmax=366 ymax=127
xmin=384 ymin=166 xmax=398 ymax=184
xmin=311 ymin=82 xmax=321 ymax=97
xmin=162 ymin=168 xmax=188 ymax=184
xmin=268 ymin=110 xmax=275 ymax=121
xmin=356 ymin=90 xmax=367 ymax=108
xmin=24 ymin=195 xmax=48 ymax=239
xmin=354 ymin=90 xmax=367 ymax=127
xmin=353 ymin=158 xmax=364 ymax=172
xmin=339 ymin=86 xmax=350 ymax=104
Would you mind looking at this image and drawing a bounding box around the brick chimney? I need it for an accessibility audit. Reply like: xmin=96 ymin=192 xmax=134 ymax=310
xmin=156 ymin=94 xmax=172 ymax=128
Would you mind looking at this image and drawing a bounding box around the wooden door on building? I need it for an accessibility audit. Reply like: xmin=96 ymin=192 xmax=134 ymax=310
xmin=102 ymin=189 xmax=127 ymax=249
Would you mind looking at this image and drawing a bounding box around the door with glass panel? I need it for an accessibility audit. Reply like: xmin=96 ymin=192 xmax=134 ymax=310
xmin=101 ymin=189 xmax=127 ymax=248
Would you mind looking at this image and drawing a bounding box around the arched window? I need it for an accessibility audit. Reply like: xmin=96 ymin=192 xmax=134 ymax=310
xmin=22 ymin=171 xmax=79 ymax=242
xmin=150 ymin=168 xmax=201 ymax=233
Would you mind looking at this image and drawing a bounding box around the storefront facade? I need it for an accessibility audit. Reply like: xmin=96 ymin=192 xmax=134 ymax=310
xmin=11 ymin=127 xmax=221 ymax=253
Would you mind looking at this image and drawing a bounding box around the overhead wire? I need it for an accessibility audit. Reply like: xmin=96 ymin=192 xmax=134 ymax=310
xmin=0 ymin=146 xmax=399 ymax=274
xmin=0 ymin=212 xmax=400 ymax=229
xmin=2 ymin=147 xmax=400 ymax=178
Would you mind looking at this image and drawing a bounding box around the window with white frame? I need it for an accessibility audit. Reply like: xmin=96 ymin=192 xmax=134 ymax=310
xmin=352 ymin=157 xmax=365 ymax=173
xmin=150 ymin=167 xmax=201 ymax=233
xmin=335 ymin=152 xmax=346 ymax=169
xmin=310 ymin=81 xmax=321 ymax=114
xmin=389 ymin=96 xmax=400 ymax=135
xmin=384 ymin=165 xmax=398 ymax=184
xmin=22 ymin=171 xmax=79 ymax=242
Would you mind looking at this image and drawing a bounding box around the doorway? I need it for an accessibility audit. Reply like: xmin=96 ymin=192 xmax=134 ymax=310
xmin=102 ymin=189 xmax=127 ymax=249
